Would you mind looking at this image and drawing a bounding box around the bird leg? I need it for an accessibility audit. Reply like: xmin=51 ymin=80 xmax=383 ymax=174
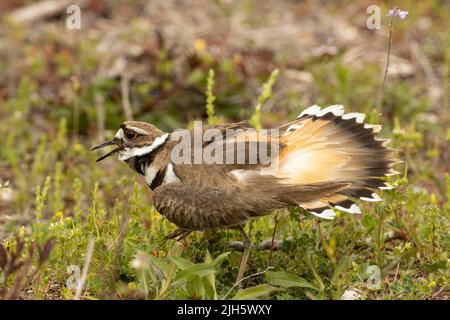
xmin=165 ymin=228 xmax=192 ymax=241
xmin=235 ymin=225 xmax=252 ymax=284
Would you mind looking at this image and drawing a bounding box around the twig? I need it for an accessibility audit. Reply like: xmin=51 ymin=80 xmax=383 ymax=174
xmin=429 ymin=286 xmax=446 ymax=300
xmin=74 ymin=238 xmax=95 ymax=300
xmin=392 ymin=261 xmax=400 ymax=284
xmin=5 ymin=256 xmax=33 ymax=300
xmin=315 ymin=220 xmax=325 ymax=249
xmin=268 ymin=212 xmax=279 ymax=266
xmin=393 ymin=207 xmax=410 ymax=242
xmin=222 ymin=266 xmax=274 ymax=300
xmin=107 ymin=216 xmax=130 ymax=251
xmin=121 ymin=73 xmax=133 ymax=121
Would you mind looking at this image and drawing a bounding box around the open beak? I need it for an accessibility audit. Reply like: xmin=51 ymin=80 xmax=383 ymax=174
xmin=91 ymin=141 xmax=115 ymax=151
xmin=91 ymin=140 xmax=121 ymax=162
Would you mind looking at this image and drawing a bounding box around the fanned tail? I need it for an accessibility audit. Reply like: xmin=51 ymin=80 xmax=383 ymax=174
xmin=274 ymin=104 xmax=399 ymax=219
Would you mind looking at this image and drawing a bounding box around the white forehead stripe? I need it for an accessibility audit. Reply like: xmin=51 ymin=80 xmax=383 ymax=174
xmin=126 ymin=126 xmax=149 ymax=135
xmin=115 ymin=126 xmax=150 ymax=138
xmin=115 ymin=128 xmax=124 ymax=139
xmin=118 ymin=133 xmax=169 ymax=161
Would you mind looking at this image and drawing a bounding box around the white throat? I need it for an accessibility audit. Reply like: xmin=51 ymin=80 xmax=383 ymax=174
xmin=118 ymin=133 xmax=169 ymax=161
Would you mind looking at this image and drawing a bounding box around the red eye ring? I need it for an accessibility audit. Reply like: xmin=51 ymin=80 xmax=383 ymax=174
xmin=124 ymin=129 xmax=137 ymax=140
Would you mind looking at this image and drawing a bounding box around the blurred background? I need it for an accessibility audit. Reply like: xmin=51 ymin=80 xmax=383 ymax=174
xmin=0 ymin=0 xmax=448 ymax=299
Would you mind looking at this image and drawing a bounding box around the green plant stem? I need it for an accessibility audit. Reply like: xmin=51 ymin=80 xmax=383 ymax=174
xmin=376 ymin=8 xmax=396 ymax=115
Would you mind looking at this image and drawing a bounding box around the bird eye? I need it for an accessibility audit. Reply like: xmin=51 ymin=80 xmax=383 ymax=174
xmin=124 ymin=129 xmax=137 ymax=140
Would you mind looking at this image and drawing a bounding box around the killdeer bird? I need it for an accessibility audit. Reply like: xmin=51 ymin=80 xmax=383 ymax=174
xmin=92 ymin=105 xmax=397 ymax=283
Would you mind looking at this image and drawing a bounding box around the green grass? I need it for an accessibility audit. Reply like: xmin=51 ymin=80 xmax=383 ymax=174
xmin=0 ymin=0 xmax=449 ymax=300
xmin=0 ymin=73 xmax=448 ymax=299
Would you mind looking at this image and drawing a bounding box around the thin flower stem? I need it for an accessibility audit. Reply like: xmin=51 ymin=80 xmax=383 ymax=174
xmin=377 ymin=9 xmax=395 ymax=115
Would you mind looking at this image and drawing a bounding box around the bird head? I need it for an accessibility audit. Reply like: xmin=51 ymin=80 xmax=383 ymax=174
xmin=92 ymin=121 xmax=168 ymax=162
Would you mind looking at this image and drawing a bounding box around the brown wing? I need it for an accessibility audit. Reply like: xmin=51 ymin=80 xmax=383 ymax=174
xmin=152 ymin=178 xmax=350 ymax=230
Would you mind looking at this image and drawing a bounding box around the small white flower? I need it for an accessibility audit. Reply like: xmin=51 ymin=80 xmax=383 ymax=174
xmin=397 ymin=9 xmax=409 ymax=19
xmin=386 ymin=7 xmax=408 ymax=19
xmin=387 ymin=9 xmax=396 ymax=17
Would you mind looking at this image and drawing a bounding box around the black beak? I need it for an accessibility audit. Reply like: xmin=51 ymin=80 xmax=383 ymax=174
xmin=91 ymin=140 xmax=120 ymax=162
xmin=91 ymin=140 xmax=116 ymax=151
